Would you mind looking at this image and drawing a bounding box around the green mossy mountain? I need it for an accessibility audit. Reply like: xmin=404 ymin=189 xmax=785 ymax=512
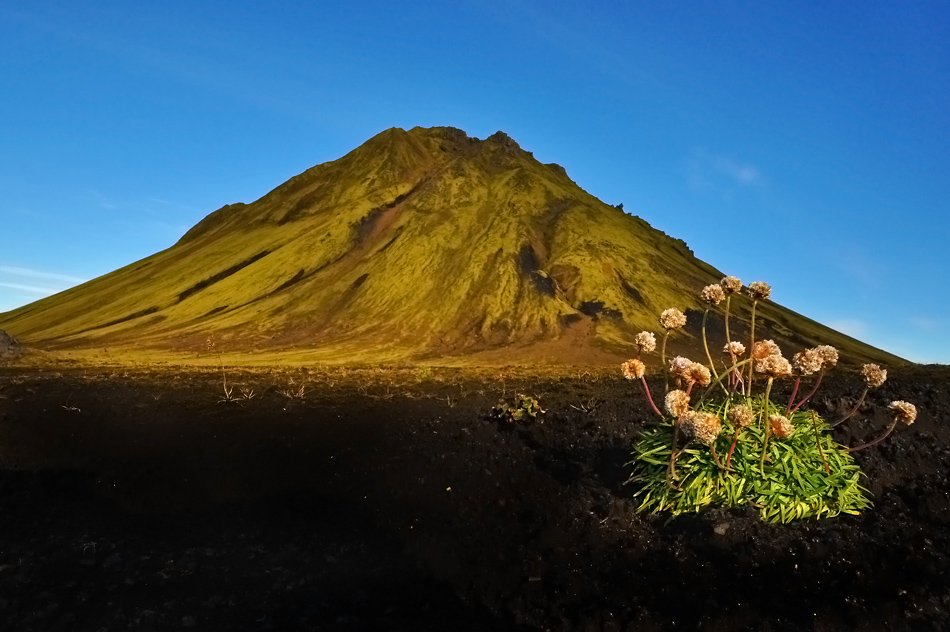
xmin=0 ymin=127 xmax=904 ymax=366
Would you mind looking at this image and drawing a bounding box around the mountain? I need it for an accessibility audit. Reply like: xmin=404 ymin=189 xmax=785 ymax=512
xmin=0 ymin=127 xmax=905 ymax=366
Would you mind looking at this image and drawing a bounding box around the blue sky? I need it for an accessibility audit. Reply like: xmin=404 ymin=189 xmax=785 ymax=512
xmin=1 ymin=1 xmax=948 ymax=363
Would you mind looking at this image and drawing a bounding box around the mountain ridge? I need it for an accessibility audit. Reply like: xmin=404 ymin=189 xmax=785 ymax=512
xmin=0 ymin=126 xmax=905 ymax=367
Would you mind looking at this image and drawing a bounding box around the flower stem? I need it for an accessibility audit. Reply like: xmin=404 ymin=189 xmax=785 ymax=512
xmin=710 ymin=443 xmax=726 ymax=470
xmin=785 ymin=376 xmax=801 ymax=416
xmin=641 ymin=376 xmax=663 ymax=417
xmin=725 ymin=428 xmax=740 ymax=470
xmin=811 ymin=411 xmax=831 ymax=475
xmin=698 ymin=357 xmax=751 ymax=406
xmin=747 ymin=299 xmax=758 ymax=393
xmin=832 ymin=387 xmax=868 ymax=427
xmin=847 ymin=420 xmax=898 ymax=452
xmin=661 ymin=331 xmax=670 ymax=393
xmin=667 ymin=420 xmax=683 ymax=490
xmin=758 ymin=377 xmax=774 ymax=475
xmin=724 ymin=295 xmax=732 ymax=354
xmin=789 ymin=368 xmax=824 ymax=415
xmin=702 ymin=308 xmax=727 ymax=395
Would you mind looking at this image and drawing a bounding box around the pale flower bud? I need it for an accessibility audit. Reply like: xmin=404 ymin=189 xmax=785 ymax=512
xmin=665 ymin=389 xmax=691 ymax=418
xmin=792 ymin=348 xmax=823 ymax=376
xmin=700 ymin=284 xmax=725 ymax=305
xmin=621 ymin=359 xmax=646 ymax=380
xmin=727 ymin=404 xmax=754 ymax=428
xmin=634 ymin=331 xmax=657 ymax=353
xmin=769 ymin=414 xmax=794 ymax=439
xmin=756 ymin=354 xmax=793 ymax=378
xmin=815 ymin=345 xmax=839 ymax=368
xmin=659 ymin=308 xmax=687 ymax=330
xmin=752 ymin=339 xmax=781 ymax=361
xmin=682 ymin=411 xmax=722 ymax=446
xmin=688 ymin=362 xmax=711 ymax=387
xmin=669 ymin=356 xmax=692 ymax=381
xmin=720 ymin=276 xmax=742 ymax=294
xmin=723 ymin=341 xmax=746 ymax=356
xmin=747 ymin=281 xmax=772 ymax=300
xmin=861 ymin=364 xmax=887 ymax=388
xmin=888 ymin=400 xmax=917 ymax=425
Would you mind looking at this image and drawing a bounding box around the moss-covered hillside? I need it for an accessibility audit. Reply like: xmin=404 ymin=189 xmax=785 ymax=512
xmin=0 ymin=127 xmax=904 ymax=366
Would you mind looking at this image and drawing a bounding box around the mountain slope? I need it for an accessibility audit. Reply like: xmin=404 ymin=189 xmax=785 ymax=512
xmin=0 ymin=127 xmax=904 ymax=366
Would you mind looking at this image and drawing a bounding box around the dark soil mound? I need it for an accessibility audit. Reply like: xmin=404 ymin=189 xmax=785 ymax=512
xmin=1 ymin=365 xmax=948 ymax=631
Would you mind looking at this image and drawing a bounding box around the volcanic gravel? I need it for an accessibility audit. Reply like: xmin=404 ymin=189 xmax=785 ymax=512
xmin=0 ymin=364 xmax=948 ymax=631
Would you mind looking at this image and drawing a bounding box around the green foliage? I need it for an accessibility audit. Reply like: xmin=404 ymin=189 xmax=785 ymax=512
xmin=492 ymin=394 xmax=545 ymax=423
xmin=630 ymin=399 xmax=871 ymax=523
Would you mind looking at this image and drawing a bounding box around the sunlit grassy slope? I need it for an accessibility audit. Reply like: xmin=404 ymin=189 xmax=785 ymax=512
xmin=0 ymin=127 xmax=904 ymax=366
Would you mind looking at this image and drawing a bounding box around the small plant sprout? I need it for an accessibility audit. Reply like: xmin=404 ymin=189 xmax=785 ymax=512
xmin=622 ymin=358 xmax=662 ymax=417
xmin=833 ymin=363 xmax=888 ymax=427
xmin=492 ymin=394 xmax=545 ymax=423
xmin=207 ymin=335 xmax=236 ymax=402
xmin=625 ymin=276 xmax=917 ymax=523
xmin=848 ymin=401 xmax=917 ymax=452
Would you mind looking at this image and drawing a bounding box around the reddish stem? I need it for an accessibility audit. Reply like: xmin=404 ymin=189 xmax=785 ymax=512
xmin=811 ymin=411 xmax=831 ymax=475
xmin=847 ymin=420 xmax=898 ymax=452
xmin=641 ymin=377 xmax=663 ymax=417
xmin=710 ymin=444 xmax=726 ymax=470
xmin=785 ymin=376 xmax=801 ymax=416
xmin=788 ymin=368 xmax=824 ymax=416
xmin=832 ymin=386 xmax=868 ymax=427
xmin=724 ymin=428 xmax=741 ymax=470
xmin=667 ymin=419 xmax=683 ymax=489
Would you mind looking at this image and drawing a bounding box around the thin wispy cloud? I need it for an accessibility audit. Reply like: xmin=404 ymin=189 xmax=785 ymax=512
xmin=0 ymin=282 xmax=62 ymax=296
xmin=0 ymin=266 xmax=87 ymax=284
xmin=712 ymin=155 xmax=762 ymax=186
xmin=687 ymin=149 xmax=765 ymax=196
xmin=827 ymin=318 xmax=869 ymax=339
xmin=911 ymin=316 xmax=938 ymax=331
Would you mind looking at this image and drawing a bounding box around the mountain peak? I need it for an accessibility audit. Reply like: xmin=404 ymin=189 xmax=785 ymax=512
xmin=0 ymin=126 xmax=904 ymax=366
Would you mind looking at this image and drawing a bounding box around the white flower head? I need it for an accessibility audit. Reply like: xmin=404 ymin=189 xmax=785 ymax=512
xmin=888 ymin=400 xmax=917 ymax=425
xmin=700 ymin=284 xmax=725 ymax=305
xmin=681 ymin=411 xmax=722 ymax=446
xmin=747 ymin=281 xmax=772 ymax=301
xmin=723 ymin=341 xmax=746 ymax=357
xmin=862 ymin=364 xmax=887 ymax=388
xmin=665 ymin=389 xmax=691 ymax=418
xmin=659 ymin=308 xmax=687 ymax=331
xmin=720 ymin=276 xmax=742 ymax=294
xmin=769 ymin=414 xmax=794 ymax=439
xmin=634 ymin=331 xmax=657 ymax=353
xmin=793 ymin=348 xmax=823 ymax=376
xmin=621 ymin=359 xmax=646 ymax=380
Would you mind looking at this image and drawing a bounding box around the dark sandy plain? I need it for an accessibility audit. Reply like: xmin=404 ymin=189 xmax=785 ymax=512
xmin=1 ymin=362 xmax=948 ymax=631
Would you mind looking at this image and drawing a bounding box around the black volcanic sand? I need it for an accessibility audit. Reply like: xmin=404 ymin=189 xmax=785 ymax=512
xmin=1 ymin=365 xmax=948 ymax=631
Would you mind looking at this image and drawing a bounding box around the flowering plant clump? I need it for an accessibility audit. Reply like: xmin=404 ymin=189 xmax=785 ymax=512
xmin=623 ymin=278 xmax=917 ymax=523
